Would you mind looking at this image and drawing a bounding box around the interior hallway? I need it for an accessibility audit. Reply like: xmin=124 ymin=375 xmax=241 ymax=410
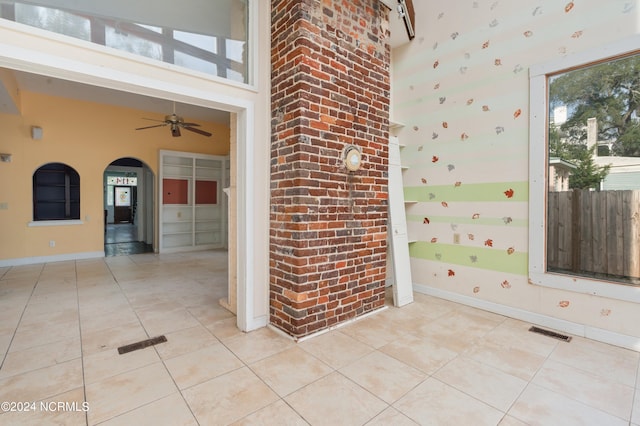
xmin=104 ymin=223 xmax=153 ymax=257
xmin=0 ymin=250 xmax=639 ymax=425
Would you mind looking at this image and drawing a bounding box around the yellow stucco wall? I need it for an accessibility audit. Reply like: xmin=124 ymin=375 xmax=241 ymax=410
xmin=0 ymin=90 xmax=229 ymax=261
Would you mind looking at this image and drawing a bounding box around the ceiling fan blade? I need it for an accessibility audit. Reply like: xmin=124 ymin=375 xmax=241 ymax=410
xmin=136 ymin=124 xmax=167 ymax=130
xmin=171 ymin=126 xmax=181 ymax=137
xmin=141 ymin=117 xmax=166 ymax=123
xmin=181 ymin=122 xmax=201 ymax=127
xmin=183 ymin=126 xmax=212 ymax=137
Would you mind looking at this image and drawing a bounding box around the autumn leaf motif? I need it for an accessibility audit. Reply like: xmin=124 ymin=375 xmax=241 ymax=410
xmin=501 ymin=280 xmax=511 ymax=289
xmin=429 ymin=193 xmax=436 ymax=200
xmin=413 ymin=125 xmax=419 ymax=131
xmin=571 ymin=30 xmax=583 ymax=39
xmin=432 ymin=155 xmax=439 ymax=163
xmin=434 ymin=83 xmax=440 ymax=90
xmin=482 ymin=105 xmax=490 ymax=111
xmin=472 ymin=213 xmax=480 ymax=219
xmin=523 ymin=30 xmax=533 ymax=37
xmin=433 ymin=59 xmax=440 ymax=68
xmin=441 ymin=201 xmax=448 ymax=207
xmin=460 ymin=132 xmax=469 ymax=141
xmin=432 ymin=132 xmax=439 ymax=140
xmin=435 ymin=252 xmax=442 ymax=260
xmin=495 ymin=126 xmax=504 ymax=135
xmin=447 ymin=164 xmax=455 ymax=171
xmin=430 ymin=237 xmax=438 ymax=243
xmin=484 ymin=239 xmax=493 ymax=247
xmin=507 ymin=247 xmax=515 ymax=255
xmin=494 ymin=59 xmax=502 ymax=66
xmin=473 ymin=286 xmax=480 ymax=294
xmin=421 ymin=178 xmax=427 ymax=184
xmin=466 ymin=98 xmax=474 ymax=105
xmin=502 ymin=216 xmax=513 ymax=224
xmin=442 ymin=122 xmax=448 ymax=128
xmin=468 ymin=233 xmax=475 ymax=240
xmin=513 ymin=109 xmax=522 ymax=119
xmin=423 ymin=217 xmax=430 ymax=224
xmin=565 ymin=2 xmax=574 ymax=13
xmin=482 ymin=40 xmax=490 ymax=49
xmin=558 ymin=300 xmax=570 ymax=308
xmin=504 ymin=188 xmax=514 ymax=198
xmin=600 ymin=309 xmax=611 ymax=316
xmin=469 ymin=255 xmax=478 ymax=263
xmin=448 ymin=269 xmax=455 ymax=277
xmin=454 ymin=181 xmax=462 ymax=187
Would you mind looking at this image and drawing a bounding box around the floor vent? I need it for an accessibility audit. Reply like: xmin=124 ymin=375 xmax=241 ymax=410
xmin=118 ymin=335 xmax=167 ymax=355
xmin=528 ymin=326 xmax=572 ymax=342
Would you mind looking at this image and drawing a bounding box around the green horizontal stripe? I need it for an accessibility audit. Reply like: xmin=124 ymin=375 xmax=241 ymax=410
xmin=409 ymin=242 xmax=528 ymax=276
xmin=404 ymin=181 xmax=528 ymax=202
xmin=406 ymin=214 xmax=527 ymax=227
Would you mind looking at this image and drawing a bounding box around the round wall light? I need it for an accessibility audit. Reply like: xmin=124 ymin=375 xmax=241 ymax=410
xmin=344 ymin=146 xmax=362 ymax=171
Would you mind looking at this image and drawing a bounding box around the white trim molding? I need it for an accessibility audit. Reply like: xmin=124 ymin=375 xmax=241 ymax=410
xmin=528 ymin=34 xmax=640 ymax=304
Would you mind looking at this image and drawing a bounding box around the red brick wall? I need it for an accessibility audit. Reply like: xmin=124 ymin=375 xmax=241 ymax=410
xmin=270 ymin=0 xmax=391 ymax=338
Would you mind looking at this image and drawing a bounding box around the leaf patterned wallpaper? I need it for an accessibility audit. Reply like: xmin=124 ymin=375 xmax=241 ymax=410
xmin=392 ymin=0 xmax=640 ymax=339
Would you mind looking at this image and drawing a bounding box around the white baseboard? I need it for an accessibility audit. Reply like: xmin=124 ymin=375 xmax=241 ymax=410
xmin=413 ymin=284 xmax=640 ymax=352
xmin=0 ymin=251 xmax=104 ymax=267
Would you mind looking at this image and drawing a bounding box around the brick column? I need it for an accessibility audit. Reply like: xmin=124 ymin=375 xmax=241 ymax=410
xmin=270 ymin=0 xmax=390 ymax=338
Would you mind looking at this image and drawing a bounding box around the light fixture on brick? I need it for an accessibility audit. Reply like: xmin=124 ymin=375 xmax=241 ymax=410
xmin=344 ymin=146 xmax=362 ymax=171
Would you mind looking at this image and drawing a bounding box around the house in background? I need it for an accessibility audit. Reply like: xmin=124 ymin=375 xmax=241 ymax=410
xmin=548 ymin=158 xmax=576 ymax=191
xmin=1 ymin=1 xmax=640 ymax=350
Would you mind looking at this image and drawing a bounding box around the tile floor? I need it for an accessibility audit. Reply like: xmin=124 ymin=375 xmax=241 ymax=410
xmin=0 ymin=250 xmax=639 ymax=425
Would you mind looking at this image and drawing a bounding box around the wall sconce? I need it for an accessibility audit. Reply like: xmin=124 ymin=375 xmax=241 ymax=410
xmin=31 ymin=126 xmax=43 ymax=140
xmin=344 ymin=146 xmax=362 ymax=172
xmin=0 ymin=153 xmax=12 ymax=163
xmin=397 ymin=0 xmax=415 ymax=40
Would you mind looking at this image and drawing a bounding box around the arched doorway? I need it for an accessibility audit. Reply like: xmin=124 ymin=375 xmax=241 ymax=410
xmin=104 ymin=157 xmax=154 ymax=256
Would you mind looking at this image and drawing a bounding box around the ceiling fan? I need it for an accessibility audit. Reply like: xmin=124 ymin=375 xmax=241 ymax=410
xmin=135 ymin=103 xmax=212 ymax=137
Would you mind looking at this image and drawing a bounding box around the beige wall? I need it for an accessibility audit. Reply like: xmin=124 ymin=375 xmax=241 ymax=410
xmin=392 ymin=0 xmax=640 ymax=347
xmin=0 ymin=90 xmax=229 ymax=261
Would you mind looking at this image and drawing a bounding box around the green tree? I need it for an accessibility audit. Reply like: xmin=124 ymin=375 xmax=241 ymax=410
xmin=549 ymin=54 xmax=640 ymax=157
xmin=568 ymin=146 xmax=610 ymax=190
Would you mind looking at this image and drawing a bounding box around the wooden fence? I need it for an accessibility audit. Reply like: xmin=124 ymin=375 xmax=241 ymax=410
xmin=547 ymin=189 xmax=640 ymax=281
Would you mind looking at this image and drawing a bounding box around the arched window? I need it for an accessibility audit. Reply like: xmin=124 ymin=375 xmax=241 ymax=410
xmin=33 ymin=163 xmax=80 ymax=220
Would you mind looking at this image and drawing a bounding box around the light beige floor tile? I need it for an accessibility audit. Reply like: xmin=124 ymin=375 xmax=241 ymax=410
xmin=165 ymin=342 xmax=243 ymax=390
xmin=483 ymin=319 xmax=559 ymax=358
xmin=251 ymin=346 xmax=333 ymax=397
xmin=9 ymin=319 xmax=80 ymax=352
xmin=79 ymin=308 xmax=140 ymax=335
xmin=299 ymin=330 xmax=373 ymax=369
xmin=0 ymin=358 xmax=83 ymax=403
xmin=136 ymin=303 xmax=201 ymax=336
xmin=81 ymin=322 xmax=149 ymax=356
xmin=83 ymin=346 xmax=160 ymax=385
xmin=0 ymin=337 xmax=80 ymax=379
xmin=186 ymin=304 xmax=235 ymax=327
xmin=231 ymin=399 xmax=308 ymax=426
xmin=532 ymin=359 xmax=634 ymax=420
xmin=224 ymin=327 xmax=294 ymax=364
xmin=98 ymin=393 xmax=197 ymax=426
xmin=463 ymin=340 xmax=547 ymax=381
xmin=509 ymin=384 xmax=628 ymax=426
xmin=206 ymin=316 xmax=244 ymax=341
xmin=183 ymin=367 xmax=279 ymax=425
xmin=379 ymin=334 xmax=458 ymax=374
xmin=285 ymin=372 xmax=387 ymax=426
xmin=0 ymin=387 xmax=87 ymax=426
xmin=339 ymin=311 xmax=407 ymax=349
xmin=340 ymin=351 xmax=426 ymax=404
xmin=85 ymin=362 xmax=177 ymax=425
xmin=632 ymin=390 xmax=640 ymax=425
xmin=365 ymin=406 xmax=418 ymax=425
xmin=549 ymin=336 xmax=639 ymax=387
xmin=393 ymin=377 xmax=504 ymax=426
xmin=154 ymin=325 xmax=219 ymax=360
xmin=433 ymin=356 xmax=527 ymax=411
xmin=498 ymin=415 xmax=529 ymax=426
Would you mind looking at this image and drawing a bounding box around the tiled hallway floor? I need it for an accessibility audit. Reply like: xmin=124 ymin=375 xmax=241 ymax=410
xmin=1 ymin=251 xmax=639 ymax=425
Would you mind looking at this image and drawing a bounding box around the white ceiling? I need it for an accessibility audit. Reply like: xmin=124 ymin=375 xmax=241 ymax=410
xmin=0 ymin=67 xmax=230 ymax=124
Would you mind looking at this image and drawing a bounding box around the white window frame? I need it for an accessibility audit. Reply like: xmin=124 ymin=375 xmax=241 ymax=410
xmin=528 ymin=34 xmax=640 ymax=303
